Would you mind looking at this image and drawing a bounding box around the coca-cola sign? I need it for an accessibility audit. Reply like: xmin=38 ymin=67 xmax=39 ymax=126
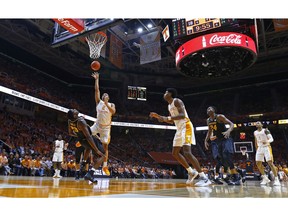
xmin=175 ymin=32 xmax=257 ymax=66
xmin=209 ymin=33 xmax=242 ymax=45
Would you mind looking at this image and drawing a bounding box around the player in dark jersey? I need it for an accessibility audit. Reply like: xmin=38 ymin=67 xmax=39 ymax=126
xmin=67 ymin=109 xmax=105 ymax=184
xmin=204 ymin=106 xmax=242 ymax=185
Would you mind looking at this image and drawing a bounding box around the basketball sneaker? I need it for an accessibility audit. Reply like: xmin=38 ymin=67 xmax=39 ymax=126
xmin=237 ymin=168 xmax=246 ymax=183
xmin=103 ymin=167 xmax=110 ymax=176
xmin=231 ymin=175 xmax=241 ymax=186
xmin=53 ymin=170 xmax=61 ymax=178
xmin=53 ymin=169 xmax=58 ymax=178
xmin=84 ymin=170 xmax=98 ymax=184
xmin=273 ymin=178 xmax=281 ymax=186
xmin=186 ymin=170 xmax=198 ymax=184
xmin=223 ymin=176 xmax=235 ymax=185
xmin=194 ymin=176 xmax=212 ymax=187
xmin=213 ymin=177 xmax=223 ymax=185
xmin=260 ymin=175 xmax=271 ymax=185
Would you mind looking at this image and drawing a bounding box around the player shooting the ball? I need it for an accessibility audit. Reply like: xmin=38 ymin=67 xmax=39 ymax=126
xmin=90 ymin=72 xmax=116 ymax=176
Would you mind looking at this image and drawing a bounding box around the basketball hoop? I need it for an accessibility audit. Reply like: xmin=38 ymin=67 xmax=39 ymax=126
xmin=240 ymin=147 xmax=247 ymax=156
xmin=85 ymin=32 xmax=107 ymax=59
xmin=240 ymin=146 xmax=249 ymax=159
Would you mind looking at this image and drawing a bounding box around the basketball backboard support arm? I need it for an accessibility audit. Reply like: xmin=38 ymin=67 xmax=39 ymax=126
xmin=51 ymin=19 xmax=123 ymax=48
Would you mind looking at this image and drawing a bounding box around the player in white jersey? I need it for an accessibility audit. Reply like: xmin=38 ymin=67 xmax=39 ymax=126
xmin=52 ymin=134 xmax=68 ymax=178
xmin=90 ymin=72 xmax=116 ymax=176
xmin=254 ymin=121 xmax=280 ymax=186
xmin=150 ymin=88 xmax=211 ymax=187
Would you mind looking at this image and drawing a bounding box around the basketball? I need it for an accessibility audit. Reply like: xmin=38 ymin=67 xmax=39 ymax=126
xmin=91 ymin=60 xmax=101 ymax=71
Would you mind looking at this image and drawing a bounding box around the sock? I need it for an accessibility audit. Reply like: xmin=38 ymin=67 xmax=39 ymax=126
xmin=186 ymin=167 xmax=193 ymax=174
xmin=57 ymin=169 xmax=61 ymax=176
xmin=75 ymin=170 xmax=80 ymax=178
xmin=54 ymin=169 xmax=58 ymax=175
xmin=103 ymin=162 xmax=107 ymax=167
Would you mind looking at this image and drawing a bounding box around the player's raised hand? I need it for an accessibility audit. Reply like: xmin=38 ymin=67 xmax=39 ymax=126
xmin=91 ymin=72 xmax=99 ymax=79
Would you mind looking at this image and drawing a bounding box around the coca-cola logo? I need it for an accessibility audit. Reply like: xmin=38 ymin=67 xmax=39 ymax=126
xmin=209 ymin=34 xmax=242 ymax=45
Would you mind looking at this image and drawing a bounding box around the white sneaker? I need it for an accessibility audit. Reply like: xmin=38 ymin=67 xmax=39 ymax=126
xmin=186 ymin=170 xmax=198 ymax=184
xmin=195 ymin=176 xmax=212 ymax=187
xmin=273 ymin=179 xmax=281 ymax=186
xmin=260 ymin=175 xmax=270 ymax=185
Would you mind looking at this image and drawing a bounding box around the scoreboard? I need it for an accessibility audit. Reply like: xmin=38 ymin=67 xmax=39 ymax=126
xmin=172 ymin=18 xmax=237 ymax=39
xmin=127 ymin=86 xmax=147 ymax=101
xmin=172 ymin=19 xmax=187 ymax=38
xmin=186 ymin=18 xmax=221 ymax=35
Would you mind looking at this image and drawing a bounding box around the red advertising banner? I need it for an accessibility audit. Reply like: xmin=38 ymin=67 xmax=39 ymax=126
xmin=175 ymin=32 xmax=257 ymax=67
xmin=53 ymin=18 xmax=85 ymax=34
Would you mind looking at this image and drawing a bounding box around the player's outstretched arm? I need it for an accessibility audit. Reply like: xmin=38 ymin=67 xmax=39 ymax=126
xmin=149 ymin=112 xmax=173 ymax=124
xmin=91 ymin=72 xmax=101 ymax=105
xmin=149 ymin=112 xmax=161 ymax=119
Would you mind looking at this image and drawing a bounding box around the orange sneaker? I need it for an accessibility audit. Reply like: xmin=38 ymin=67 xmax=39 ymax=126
xmin=103 ymin=167 xmax=110 ymax=176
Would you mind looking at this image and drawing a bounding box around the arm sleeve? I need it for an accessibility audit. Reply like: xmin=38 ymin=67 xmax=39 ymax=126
xmin=267 ymin=134 xmax=274 ymax=143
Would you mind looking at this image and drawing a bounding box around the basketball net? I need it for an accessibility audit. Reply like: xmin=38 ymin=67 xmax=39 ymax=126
xmin=240 ymin=147 xmax=249 ymax=159
xmin=86 ymin=32 xmax=107 ymax=59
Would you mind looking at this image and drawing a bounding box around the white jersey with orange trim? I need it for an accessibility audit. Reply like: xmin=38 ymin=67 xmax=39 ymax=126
xmin=168 ymin=98 xmax=190 ymax=130
xmin=254 ymin=129 xmax=271 ymax=147
xmin=54 ymin=140 xmax=65 ymax=153
xmin=96 ymin=100 xmax=112 ymax=127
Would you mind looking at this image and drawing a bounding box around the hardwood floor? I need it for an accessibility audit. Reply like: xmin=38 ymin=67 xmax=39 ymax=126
xmin=0 ymin=176 xmax=287 ymax=198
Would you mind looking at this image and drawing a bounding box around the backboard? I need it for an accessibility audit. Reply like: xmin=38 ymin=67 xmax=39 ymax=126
xmin=233 ymin=141 xmax=254 ymax=153
xmin=51 ymin=19 xmax=123 ymax=48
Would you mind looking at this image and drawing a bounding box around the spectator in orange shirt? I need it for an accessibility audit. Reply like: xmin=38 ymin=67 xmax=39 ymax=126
xmin=21 ymin=154 xmax=31 ymax=176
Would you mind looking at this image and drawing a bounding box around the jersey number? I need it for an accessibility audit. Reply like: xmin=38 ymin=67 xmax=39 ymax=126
xmin=209 ymin=124 xmax=217 ymax=131
xmin=70 ymin=125 xmax=79 ymax=133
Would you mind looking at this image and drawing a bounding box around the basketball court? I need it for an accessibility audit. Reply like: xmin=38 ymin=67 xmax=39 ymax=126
xmin=1 ymin=19 xmax=288 ymax=208
xmin=0 ymin=176 xmax=287 ymax=198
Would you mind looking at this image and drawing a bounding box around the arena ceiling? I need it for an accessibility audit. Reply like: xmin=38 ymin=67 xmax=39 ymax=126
xmin=1 ymin=19 xmax=288 ymax=94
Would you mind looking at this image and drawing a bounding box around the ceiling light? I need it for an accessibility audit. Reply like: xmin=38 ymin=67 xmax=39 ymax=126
xmin=147 ymin=23 xmax=153 ymax=28
xmin=137 ymin=28 xmax=143 ymax=33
